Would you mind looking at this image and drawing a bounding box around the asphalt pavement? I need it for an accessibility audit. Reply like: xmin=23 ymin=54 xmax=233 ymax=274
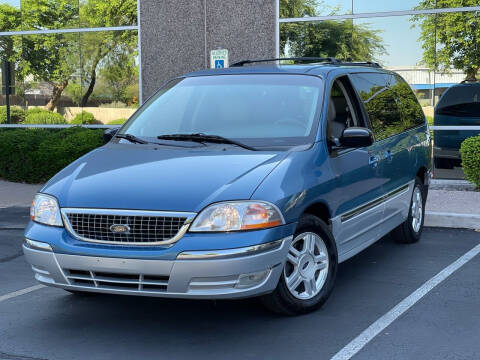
xmin=1 ymin=207 xmax=479 ymax=360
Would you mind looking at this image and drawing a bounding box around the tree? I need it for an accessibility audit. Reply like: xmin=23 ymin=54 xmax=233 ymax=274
xmin=100 ymin=51 xmax=138 ymax=105
xmin=0 ymin=4 xmax=21 ymax=61
xmin=78 ymin=0 xmax=137 ymax=106
xmin=413 ymin=0 xmax=480 ymax=81
xmin=280 ymin=0 xmax=386 ymax=62
xmin=0 ymin=0 xmax=137 ymax=110
xmin=18 ymin=32 xmax=79 ymax=111
xmin=16 ymin=0 xmax=79 ymax=110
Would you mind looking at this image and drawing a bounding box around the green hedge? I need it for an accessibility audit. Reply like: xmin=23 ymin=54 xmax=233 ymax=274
xmin=0 ymin=128 xmax=104 ymax=183
xmin=460 ymin=135 xmax=480 ymax=188
xmin=107 ymin=118 xmax=127 ymax=125
xmin=24 ymin=108 xmax=66 ymax=124
xmin=0 ymin=106 xmax=25 ymax=124
xmin=70 ymin=111 xmax=99 ymax=125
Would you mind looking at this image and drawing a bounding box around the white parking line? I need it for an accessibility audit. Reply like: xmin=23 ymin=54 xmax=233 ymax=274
xmin=331 ymin=243 xmax=480 ymax=360
xmin=0 ymin=284 xmax=45 ymax=303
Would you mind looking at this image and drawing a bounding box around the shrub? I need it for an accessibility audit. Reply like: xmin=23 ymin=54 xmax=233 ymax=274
xmin=0 ymin=106 xmax=25 ymax=124
xmin=70 ymin=111 xmax=100 ymax=125
xmin=24 ymin=108 xmax=66 ymax=124
xmin=107 ymin=118 xmax=127 ymax=125
xmin=460 ymin=135 xmax=480 ymax=188
xmin=425 ymin=115 xmax=433 ymax=126
xmin=0 ymin=127 xmax=104 ymax=183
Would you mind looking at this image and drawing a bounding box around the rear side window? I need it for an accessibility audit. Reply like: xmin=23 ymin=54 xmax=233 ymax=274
xmin=436 ymin=84 xmax=480 ymax=117
xmin=350 ymin=73 xmax=402 ymax=140
xmin=391 ymin=74 xmax=425 ymax=129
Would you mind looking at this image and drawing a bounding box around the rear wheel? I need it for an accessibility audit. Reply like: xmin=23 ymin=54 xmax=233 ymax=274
xmin=261 ymin=214 xmax=338 ymax=315
xmin=391 ymin=177 xmax=425 ymax=244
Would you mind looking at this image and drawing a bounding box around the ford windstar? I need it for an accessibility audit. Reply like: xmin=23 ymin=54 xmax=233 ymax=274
xmin=24 ymin=58 xmax=431 ymax=314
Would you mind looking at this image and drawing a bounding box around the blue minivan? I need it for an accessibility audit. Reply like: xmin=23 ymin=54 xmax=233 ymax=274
xmin=24 ymin=59 xmax=431 ymax=314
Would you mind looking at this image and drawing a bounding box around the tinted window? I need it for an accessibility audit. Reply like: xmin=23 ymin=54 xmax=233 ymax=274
xmin=350 ymin=73 xmax=402 ymax=140
xmin=121 ymin=75 xmax=323 ymax=148
xmin=436 ymin=84 xmax=480 ymax=118
xmin=391 ymin=74 xmax=426 ymax=129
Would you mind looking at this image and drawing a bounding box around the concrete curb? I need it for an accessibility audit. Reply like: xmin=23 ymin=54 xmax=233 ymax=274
xmin=425 ymin=211 xmax=480 ymax=230
xmin=429 ymin=179 xmax=477 ymax=192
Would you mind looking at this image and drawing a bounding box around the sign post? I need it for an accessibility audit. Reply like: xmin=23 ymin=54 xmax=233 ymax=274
xmin=210 ymin=49 xmax=229 ymax=69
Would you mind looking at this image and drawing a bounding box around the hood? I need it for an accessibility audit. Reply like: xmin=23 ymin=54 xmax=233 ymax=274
xmin=41 ymin=144 xmax=287 ymax=212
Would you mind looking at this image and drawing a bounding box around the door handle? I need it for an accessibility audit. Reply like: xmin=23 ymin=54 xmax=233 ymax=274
xmin=385 ymin=150 xmax=393 ymax=161
xmin=369 ymin=156 xmax=379 ymax=168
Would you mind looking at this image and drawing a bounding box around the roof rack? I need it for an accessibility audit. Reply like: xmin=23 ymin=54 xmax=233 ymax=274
xmin=230 ymin=57 xmax=382 ymax=68
xmin=231 ymin=57 xmax=338 ymax=67
xmin=342 ymin=61 xmax=382 ymax=68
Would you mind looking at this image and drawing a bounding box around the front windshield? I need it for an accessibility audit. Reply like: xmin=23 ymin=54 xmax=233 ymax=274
xmin=120 ymin=74 xmax=323 ymax=148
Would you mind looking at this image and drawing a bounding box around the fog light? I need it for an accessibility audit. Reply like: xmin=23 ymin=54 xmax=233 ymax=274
xmin=235 ymin=269 xmax=270 ymax=289
xmin=24 ymin=238 xmax=53 ymax=252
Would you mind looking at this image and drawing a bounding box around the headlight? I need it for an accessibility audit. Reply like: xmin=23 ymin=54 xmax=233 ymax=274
xmin=190 ymin=201 xmax=284 ymax=232
xmin=30 ymin=193 xmax=63 ymax=227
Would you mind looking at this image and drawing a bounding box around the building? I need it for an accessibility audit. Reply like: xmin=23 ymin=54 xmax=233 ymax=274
xmin=0 ymin=1 xmax=479 ymax=178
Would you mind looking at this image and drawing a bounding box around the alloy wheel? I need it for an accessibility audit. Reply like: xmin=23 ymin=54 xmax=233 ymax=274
xmin=284 ymin=232 xmax=329 ymax=300
xmin=411 ymin=186 xmax=423 ymax=233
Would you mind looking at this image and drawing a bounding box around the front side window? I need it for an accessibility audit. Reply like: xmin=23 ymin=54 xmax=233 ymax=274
xmin=350 ymin=73 xmax=402 ymax=141
xmin=327 ymin=78 xmax=363 ymax=142
xmin=120 ymin=74 xmax=324 ymax=148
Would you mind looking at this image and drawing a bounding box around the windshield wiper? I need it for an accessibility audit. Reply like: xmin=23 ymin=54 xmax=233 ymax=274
xmin=156 ymin=133 xmax=257 ymax=151
xmin=115 ymin=133 xmax=149 ymax=144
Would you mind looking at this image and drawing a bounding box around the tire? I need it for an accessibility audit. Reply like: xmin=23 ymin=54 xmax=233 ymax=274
xmin=261 ymin=214 xmax=338 ymax=315
xmin=391 ymin=177 xmax=426 ymax=244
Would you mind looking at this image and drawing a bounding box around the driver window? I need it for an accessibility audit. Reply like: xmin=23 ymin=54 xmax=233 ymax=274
xmin=327 ymin=79 xmax=359 ymax=144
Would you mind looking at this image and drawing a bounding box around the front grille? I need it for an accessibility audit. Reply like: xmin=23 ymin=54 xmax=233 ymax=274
xmin=64 ymin=269 xmax=169 ymax=292
xmin=62 ymin=209 xmax=195 ymax=245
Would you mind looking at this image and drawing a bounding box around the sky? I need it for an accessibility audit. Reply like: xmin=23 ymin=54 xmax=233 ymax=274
xmin=314 ymin=0 xmax=430 ymax=66
xmin=356 ymin=16 xmax=424 ymax=67
xmin=317 ymin=0 xmax=432 ymax=15
xmin=0 ymin=0 xmax=20 ymax=7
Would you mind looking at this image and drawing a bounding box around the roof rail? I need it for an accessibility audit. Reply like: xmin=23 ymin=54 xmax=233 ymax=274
xmin=341 ymin=61 xmax=382 ymax=68
xmin=231 ymin=57 xmax=340 ymax=67
xmin=230 ymin=57 xmax=382 ymax=68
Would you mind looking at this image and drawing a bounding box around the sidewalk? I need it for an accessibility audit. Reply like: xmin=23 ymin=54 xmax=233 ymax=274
xmin=0 ymin=180 xmax=479 ymax=230
xmin=425 ymin=189 xmax=480 ymax=230
xmin=0 ymin=180 xmax=42 ymax=208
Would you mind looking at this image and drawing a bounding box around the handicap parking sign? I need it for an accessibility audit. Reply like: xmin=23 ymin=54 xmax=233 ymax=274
xmin=210 ymin=49 xmax=229 ymax=69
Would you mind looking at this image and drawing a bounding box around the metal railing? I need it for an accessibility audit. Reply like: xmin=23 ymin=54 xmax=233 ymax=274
xmin=0 ymin=124 xmax=119 ymax=129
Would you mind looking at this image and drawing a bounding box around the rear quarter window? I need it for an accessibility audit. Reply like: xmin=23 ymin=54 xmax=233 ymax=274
xmin=391 ymin=74 xmax=426 ymax=129
xmin=350 ymin=73 xmax=402 ymax=140
xmin=350 ymin=73 xmax=425 ymax=141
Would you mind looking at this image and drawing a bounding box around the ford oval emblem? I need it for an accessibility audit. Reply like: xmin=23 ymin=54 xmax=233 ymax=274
xmin=110 ymin=224 xmax=130 ymax=234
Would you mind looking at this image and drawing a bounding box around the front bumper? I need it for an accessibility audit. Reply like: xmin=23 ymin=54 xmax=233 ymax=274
xmin=23 ymin=236 xmax=292 ymax=299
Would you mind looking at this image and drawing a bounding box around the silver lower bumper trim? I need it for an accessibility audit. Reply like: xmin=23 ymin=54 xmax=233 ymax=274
xmin=176 ymin=238 xmax=285 ymax=260
xmin=23 ymin=236 xmax=292 ymax=299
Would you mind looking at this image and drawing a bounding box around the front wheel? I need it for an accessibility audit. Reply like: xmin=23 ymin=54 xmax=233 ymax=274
xmin=261 ymin=214 xmax=338 ymax=315
xmin=391 ymin=177 xmax=426 ymax=244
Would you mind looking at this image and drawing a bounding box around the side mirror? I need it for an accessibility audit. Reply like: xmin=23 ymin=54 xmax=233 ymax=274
xmin=340 ymin=127 xmax=374 ymax=148
xmin=103 ymin=127 xmax=119 ymax=143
